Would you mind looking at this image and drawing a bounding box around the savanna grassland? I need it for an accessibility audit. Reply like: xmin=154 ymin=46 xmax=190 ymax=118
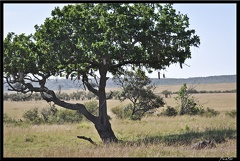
xmin=3 ymin=83 xmax=236 ymax=157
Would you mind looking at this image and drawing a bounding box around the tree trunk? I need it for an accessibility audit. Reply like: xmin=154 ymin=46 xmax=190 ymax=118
xmin=52 ymin=95 xmax=118 ymax=143
xmin=94 ymin=120 xmax=118 ymax=143
xmin=179 ymin=97 xmax=186 ymax=115
xmin=94 ymin=66 xmax=118 ymax=143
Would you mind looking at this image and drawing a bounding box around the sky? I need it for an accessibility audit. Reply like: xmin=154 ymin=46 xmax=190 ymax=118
xmin=3 ymin=3 xmax=237 ymax=78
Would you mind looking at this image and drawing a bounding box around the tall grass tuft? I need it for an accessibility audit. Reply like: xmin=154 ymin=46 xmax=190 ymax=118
xmin=225 ymin=110 xmax=236 ymax=118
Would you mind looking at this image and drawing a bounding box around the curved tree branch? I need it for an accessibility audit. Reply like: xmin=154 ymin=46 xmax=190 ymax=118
xmin=4 ymin=75 xmax=98 ymax=124
xmin=82 ymin=73 xmax=99 ymax=96
xmin=42 ymin=89 xmax=98 ymax=124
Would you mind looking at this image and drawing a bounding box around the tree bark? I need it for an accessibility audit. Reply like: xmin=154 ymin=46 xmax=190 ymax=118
xmin=94 ymin=120 xmax=118 ymax=143
xmin=95 ymin=66 xmax=118 ymax=143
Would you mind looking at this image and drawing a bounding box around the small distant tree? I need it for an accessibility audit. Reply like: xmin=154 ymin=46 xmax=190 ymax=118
xmin=176 ymin=83 xmax=188 ymax=115
xmin=162 ymin=90 xmax=172 ymax=98
xmin=174 ymin=83 xmax=204 ymax=115
xmin=113 ymin=70 xmax=165 ymax=120
xmin=4 ymin=93 xmax=9 ymax=101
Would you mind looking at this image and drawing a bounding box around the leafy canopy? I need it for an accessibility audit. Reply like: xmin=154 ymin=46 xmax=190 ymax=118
xmin=4 ymin=3 xmax=200 ymax=85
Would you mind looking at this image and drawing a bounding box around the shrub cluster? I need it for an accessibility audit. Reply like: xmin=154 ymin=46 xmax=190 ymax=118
xmin=3 ymin=91 xmax=119 ymax=101
xmin=171 ymin=89 xmax=236 ymax=94
xmin=22 ymin=105 xmax=83 ymax=124
xmin=159 ymin=83 xmax=220 ymax=117
xmin=111 ymin=104 xmax=132 ymax=119
xmin=225 ymin=110 xmax=236 ymax=118
xmin=201 ymin=107 xmax=220 ymax=117
xmin=3 ymin=113 xmax=18 ymax=124
xmin=158 ymin=106 xmax=220 ymax=117
xmin=158 ymin=106 xmax=178 ymax=116
xmin=83 ymin=100 xmax=99 ymax=116
xmin=112 ymin=101 xmax=165 ymax=121
xmin=3 ymin=101 xmax=98 ymax=125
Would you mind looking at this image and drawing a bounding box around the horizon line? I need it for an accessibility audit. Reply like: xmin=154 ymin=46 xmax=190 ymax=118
xmin=46 ymin=74 xmax=236 ymax=80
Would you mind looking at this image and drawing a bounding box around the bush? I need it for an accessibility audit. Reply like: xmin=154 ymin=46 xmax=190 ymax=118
xmin=10 ymin=93 xmax=23 ymax=101
xmin=4 ymin=93 xmax=9 ymax=101
xmin=41 ymin=105 xmax=59 ymax=124
xmin=225 ymin=110 xmax=236 ymax=118
xmin=22 ymin=105 xmax=83 ymax=124
xmin=56 ymin=92 xmax=70 ymax=101
xmin=112 ymin=102 xmax=164 ymax=120
xmin=161 ymin=90 xmax=172 ymax=98
xmin=200 ymin=107 xmax=220 ymax=117
xmin=111 ymin=105 xmax=125 ymax=119
xmin=184 ymin=101 xmax=205 ymax=116
xmin=130 ymin=115 xmax=141 ymax=120
xmin=173 ymin=83 xmax=220 ymax=117
xmin=187 ymin=89 xmax=198 ymax=94
xmin=3 ymin=113 xmax=17 ymax=124
xmin=86 ymin=92 xmax=96 ymax=100
xmin=33 ymin=93 xmax=42 ymax=101
xmin=23 ymin=107 xmax=43 ymax=124
xmin=84 ymin=100 xmax=98 ymax=115
xmin=158 ymin=106 xmax=178 ymax=116
xmin=41 ymin=105 xmax=59 ymax=123
xmin=111 ymin=104 xmax=132 ymax=119
xmin=57 ymin=109 xmax=83 ymax=124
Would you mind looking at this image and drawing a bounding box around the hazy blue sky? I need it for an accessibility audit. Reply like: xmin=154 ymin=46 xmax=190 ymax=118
xmin=3 ymin=3 xmax=236 ymax=78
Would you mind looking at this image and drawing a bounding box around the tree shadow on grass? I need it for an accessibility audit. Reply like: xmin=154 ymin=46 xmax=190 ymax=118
xmin=122 ymin=128 xmax=236 ymax=146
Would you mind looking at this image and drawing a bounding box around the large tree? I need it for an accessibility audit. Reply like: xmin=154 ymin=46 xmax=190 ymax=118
xmin=3 ymin=3 xmax=200 ymax=143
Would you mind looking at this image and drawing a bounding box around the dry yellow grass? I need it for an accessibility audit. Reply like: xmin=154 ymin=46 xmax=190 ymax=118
xmin=3 ymin=93 xmax=236 ymax=120
xmin=3 ymin=114 xmax=236 ymax=157
xmin=161 ymin=93 xmax=236 ymax=112
xmin=154 ymin=83 xmax=236 ymax=93
xmin=3 ymin=83 xmax=236 ymax=157
xmin=31 ymin=82 xmax=235 ymax=94
xmin=3 ymin=100 xmax=51 ymax=120
xmin=4 ymin=140 xmax=236 ymax=157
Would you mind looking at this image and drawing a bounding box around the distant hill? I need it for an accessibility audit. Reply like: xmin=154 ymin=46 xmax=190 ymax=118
xmin=3 ymin=75 xmax=236 ymax=91
xmin=149 ymin=75 xmax=236 ymax=86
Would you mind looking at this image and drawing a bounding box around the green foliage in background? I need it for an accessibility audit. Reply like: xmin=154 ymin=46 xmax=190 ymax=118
xmin=22 ymin=104 xmax=83 ymax=124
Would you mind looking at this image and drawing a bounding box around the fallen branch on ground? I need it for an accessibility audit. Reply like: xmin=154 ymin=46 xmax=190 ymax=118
xmin=77 ymin=136 xmax=97 ymax=146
